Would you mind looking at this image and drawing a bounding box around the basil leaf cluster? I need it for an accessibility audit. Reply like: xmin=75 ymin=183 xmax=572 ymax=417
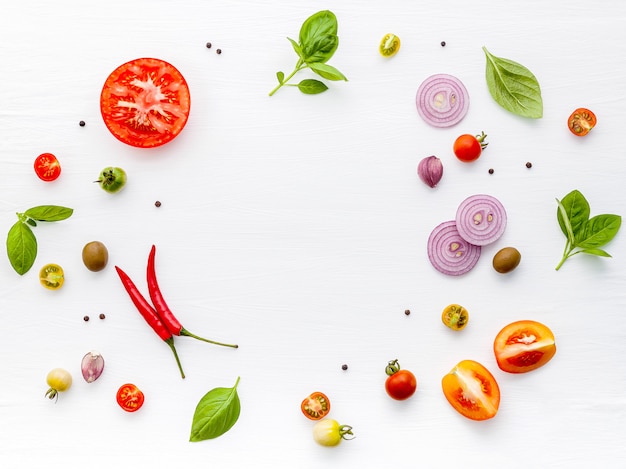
xmin=189 ymin=377 xmax=241 ymax=442
xmin=6 ymin=205 xmax=73 ymax=275
xmin=483 ymin=46 xmax=543 ymax=119
xmin=269 ymin=10 xmax=347 ymax=96
xmin=555 ymin=190 xmax=621 ymax=270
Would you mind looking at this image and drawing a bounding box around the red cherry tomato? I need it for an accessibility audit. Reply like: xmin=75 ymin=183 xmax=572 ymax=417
xmin=301 ymin=391 xmax=331 ymax=420
xmin=453 ymin=131 xmax=488 ymax=162
xmin=384 ymin=359 xmax=417 ymax=400
xmin=34 ymin=153 xmax=61 ymax=181
xmin=100 ymin=58 xmax=191 ymax=148
xmin=568 ymin=108 xmax=596 ymax=136
xmin=441 ymin=359 xmax=500 ymax=421
xmin=493 ymin=320 xmax=556 ymax=373
xmin=116 ymin=383 xmax=144 ymax=412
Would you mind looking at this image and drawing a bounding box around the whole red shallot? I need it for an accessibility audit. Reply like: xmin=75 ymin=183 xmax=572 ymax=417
xmin=418 ymin=156 xmax=443 ymax=188
xmin=81 ymin=351 xmax=105 ymax=383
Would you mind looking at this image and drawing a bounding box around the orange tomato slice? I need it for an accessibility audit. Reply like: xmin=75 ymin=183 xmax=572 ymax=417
xmin=493 ymin=320 xmax=556 ymax=373
xmin=441 ymin=360 xmax=500 ymax=421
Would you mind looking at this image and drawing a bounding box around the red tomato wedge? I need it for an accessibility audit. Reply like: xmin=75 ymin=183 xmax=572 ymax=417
xmin=100 ymin=58 xmax=191 ymax=148
xmin=493 ymin=320 xmax=556 ymax=373
xmin=441 ymin=360 xmax=500 ymax=421
xmin=34 ymin=153 xmax=61 ymax=181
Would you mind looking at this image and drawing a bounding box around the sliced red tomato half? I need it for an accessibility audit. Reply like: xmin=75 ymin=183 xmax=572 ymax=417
xmin=494 ymin=320 xmax=556 ymax=373
xmin=100 ymin=58 xmax=191 ymax=148
xmin=34 ymin=153 xmax=61 ymax=181
xmin=441 ymin=360 xmax=500 ymax=421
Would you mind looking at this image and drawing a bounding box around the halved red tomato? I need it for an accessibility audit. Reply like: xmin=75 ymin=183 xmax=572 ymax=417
xmin=301 ymin=392 xmax=331 ymax=420
xmin=494 ymin=320 xmax=556 ymax=373
xmin=116 ymin=383 xmax=144 ymax=412
xmin=34 ymin=153 xmax=61 ymax=181
xmin=441 ymin=360 xmax=500 ymax=421
xmin=100 ymin=58 xmax=191 ymax=148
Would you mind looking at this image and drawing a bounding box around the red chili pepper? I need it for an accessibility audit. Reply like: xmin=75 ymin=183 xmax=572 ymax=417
xmin=146 ymin=245 xmax=238 ymax=349
xmin=115 ymin=265 xmax=186 ymax=379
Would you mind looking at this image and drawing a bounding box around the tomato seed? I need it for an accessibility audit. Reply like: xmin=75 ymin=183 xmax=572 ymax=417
xmin=79 ymin=120 xmax=86 ymax=127
xmin=155 ymin=201 xmax=162 ymax=207
xmin=83 ymin=315 xmax=90 ymax=322
xmin=206 ymin=42 xmax=212 ymax=49
xmin=341 ymin=364 xmax=348 ymax=370
xmin=488 ymin=168 xmax=494 ymax=174
xmin=99 ymin=313 xmax=106 ymax=320
xmin=216 ymin=49 xmax=222 ymax=54
xmin=526 ymin=162 xmax=532 ymax=168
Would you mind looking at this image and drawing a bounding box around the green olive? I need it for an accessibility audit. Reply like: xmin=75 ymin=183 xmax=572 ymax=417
xmin=492 ymin=247 xmax=521 ymax=274
xmin=82 ymin=241 xmax=109 ymax=272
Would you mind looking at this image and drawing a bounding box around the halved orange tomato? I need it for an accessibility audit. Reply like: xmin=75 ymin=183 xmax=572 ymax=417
xmin=441 ymin=360 xmax=500 ymax=421
xmin=493 ymin=320 xmax=556 ymax=373
xmin=568 ymin=108 xmax=596 ymax=137
xmin=301 ymin=392 xmax=331 ymax=420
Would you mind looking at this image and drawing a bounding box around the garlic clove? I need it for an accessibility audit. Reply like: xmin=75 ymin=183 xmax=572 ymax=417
xmin=81 ymin=351 xmax=105 ymax=383
xmin=417 ymin=155 xmax=443 ymax=188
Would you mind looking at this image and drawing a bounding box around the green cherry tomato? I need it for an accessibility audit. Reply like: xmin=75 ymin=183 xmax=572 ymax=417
xmin=96 ymin=167 xmax=127 ymax=193
xmin=379 ymin=33 xmax=401 ymax=57
xmin=45 ymin=368 xmax=72 ymax=401
xmin=312 ymin=419 xmax=354 ymax=447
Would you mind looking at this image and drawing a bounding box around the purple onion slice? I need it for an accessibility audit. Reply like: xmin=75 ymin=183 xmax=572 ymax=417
xmin=416 ymin=74 xmax=469 ymax=128
xmin=427 ymin=220 xmax=481 ymax=276
xmin=455 ymin=194 xmax=507 ymax=246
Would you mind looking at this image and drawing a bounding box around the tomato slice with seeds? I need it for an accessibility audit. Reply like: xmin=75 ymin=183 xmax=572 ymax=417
xmin=441 ymin=360 xmax=500 ymax=421
xmin=34 ymin=153 xmax=61 ymax=181
xmin=493 ymin=320 xmax=556 ymax=373
xmin=301 ymin=392 xmax=331 ymax=420
xmin=442 ymin=304 xmax=469 ymax=330
xmin=100 ymin=58 xmax=191 ymax=148
xmin=568 ymin=108 xmax=596 ymax=137
xmin=116 ymin=383 xmax=144 ymax=412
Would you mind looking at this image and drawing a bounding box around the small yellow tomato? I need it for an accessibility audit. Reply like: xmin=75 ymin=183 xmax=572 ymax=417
xmin=442 ymin=304 xmax=469 ymax=330
xmin=45 ymin=368 xmax=72 ymax=400
xmin=39 ymin=264 xmax=65 ymax=290
xmin=379 ymin=33 xmax=401 ymax=57
xmin=312 ymin=419 xmax=354 ymax=446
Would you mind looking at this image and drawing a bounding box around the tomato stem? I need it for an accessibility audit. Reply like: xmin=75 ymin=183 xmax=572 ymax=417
xmin=339 ymin=425 xmax=355 ymax=440
xmin=475 ymin=131 xmax=489 ymax=150
xmin=385 ymin=359 xmax=401 ymax=376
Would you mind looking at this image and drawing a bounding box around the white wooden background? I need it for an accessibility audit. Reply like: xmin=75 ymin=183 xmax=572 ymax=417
xmin=1 ymin=1 xmax=625 ymax=467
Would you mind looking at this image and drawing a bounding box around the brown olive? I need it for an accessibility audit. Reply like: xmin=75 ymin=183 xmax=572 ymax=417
xmin=82 ymin=241 xmax=109 ymax=272
xmin=492 ymin=247 xmax=521 ymax=274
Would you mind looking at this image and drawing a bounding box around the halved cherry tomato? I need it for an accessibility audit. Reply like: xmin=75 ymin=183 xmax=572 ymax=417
xmin=34 ymin=153 xmax=61 ymax=181
xmin=39 ymin=264 xmax=65 ymax=290
xmin=385 ymin=359 xmax=417 ymax=400
xmin=442 ymin=304 xmax=469 ymax=330
xmin=441 ymin=359 xmax=500 ymax=421
xmin=379 ymin=34 xmax=401 ymax=57
xmin=116 ymin=383 xmax=144 ymax=412
xmin=301 ymin=391 xmax=331 ymax=420
xmin=453 ymin=132 xmax=488 ymax=162
xmin=100 ymin=58 xmax=191 ymax=148
xmin=493 ymin=320 xmax=556 ymax=373
xmin=568 ymin=108 xmax=596 ymax=137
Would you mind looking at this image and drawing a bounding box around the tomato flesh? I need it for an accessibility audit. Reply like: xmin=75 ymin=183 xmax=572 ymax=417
xmin=568 ymin=108 xmax=596 ymax=136
xmin=494 ymin=320 xmax=556 ymax=373
xmin=116 ymin=383 xmax=145 ymax=412
xmin=301 ymin=392 xmax=331 ymax=420
xmin=34 ymin=153 xmax=61 ymax=181
xmin=100 ymin=58 xmax=191 ymax=148
xmin=441 ymin=360 xmax=500 ymax=421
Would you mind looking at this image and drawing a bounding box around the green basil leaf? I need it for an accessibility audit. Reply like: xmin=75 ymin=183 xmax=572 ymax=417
xmin=297 ymin=79 xmax=328 ymax=94
xmin=190 ymin=377 xmax=241 ymax=442
xmin=24 ymin=205 xmax=74 ymax=222
xmin=557 ymin=190 xmax=589 ymax=239
xmin=276 ymin=71 xmax=285 ymax=84
xmin=309 ymin=62 xmax=347 ymax=81
xmin=299 ymin=10 xmax=339 ymax=63
xmin=579 ymin=248 xmax=611 ymax=258
xmin=483 ymin=46 xmax=543 ymax=118
xmin=6 ymin=221 xmax=37 ymax=275
xmin=287 ymin=37 xmax=303 ymax=59
xmin=575 ymin=214 xmax=621 ymax=249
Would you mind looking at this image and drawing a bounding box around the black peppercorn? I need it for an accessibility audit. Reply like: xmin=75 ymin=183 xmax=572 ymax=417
xmin=79 ymin=120 xmax=86 ymax=127
xmin=488 ymin=168 xmax=494 ymax=174
xmin=441 ymin=41 xmax=446 ymax=47
xmin=526 ymin=162 xmax=532 ymax=168
xmin=216 ymin=49 xmax=222 ymax=55
xmin=341 ymin=364 xmax=348 ymax=371
xmin=404 ymin=309 xmax=411 ymax=316
xmin=83 ymin=315 xmax=90 ymax=322
xmin=155 ymin=201 xmax=161 ymax=207
xmin=99 ymin=313 xmax=106 ymax=320
xmin=206 ymin=42 xmax=212 ymax=49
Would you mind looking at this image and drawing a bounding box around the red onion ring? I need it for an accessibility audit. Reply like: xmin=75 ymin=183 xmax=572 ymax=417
xmin=455 ymin=194 xmax=507 ymax=246
xmin=427 ymin=220 xmax=481 ymax=276
xmin=415 ymin=74 xmax=469 ymax=128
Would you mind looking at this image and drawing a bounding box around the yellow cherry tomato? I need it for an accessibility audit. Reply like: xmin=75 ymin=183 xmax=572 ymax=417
xmin=39 ymin=264 xmax=65 ymax=290
xmin=442 ymin=304 xmax=469 ymax=330
xmin=379 ymin=33 xmax=401 ymax=57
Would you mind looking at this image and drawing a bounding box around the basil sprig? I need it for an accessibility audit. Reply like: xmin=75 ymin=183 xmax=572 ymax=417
xmin=555 ymin=190 xmax=621 ymax=270
xmin=6 ymin=205 xmax=73 ymax=275
xmin=483 ymin=46 xmax=543 ymax=119
xmin=269 ymin=10 xmax=347 ymax=96
xmin=190 ymin=377 xmax=241 ymax=442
